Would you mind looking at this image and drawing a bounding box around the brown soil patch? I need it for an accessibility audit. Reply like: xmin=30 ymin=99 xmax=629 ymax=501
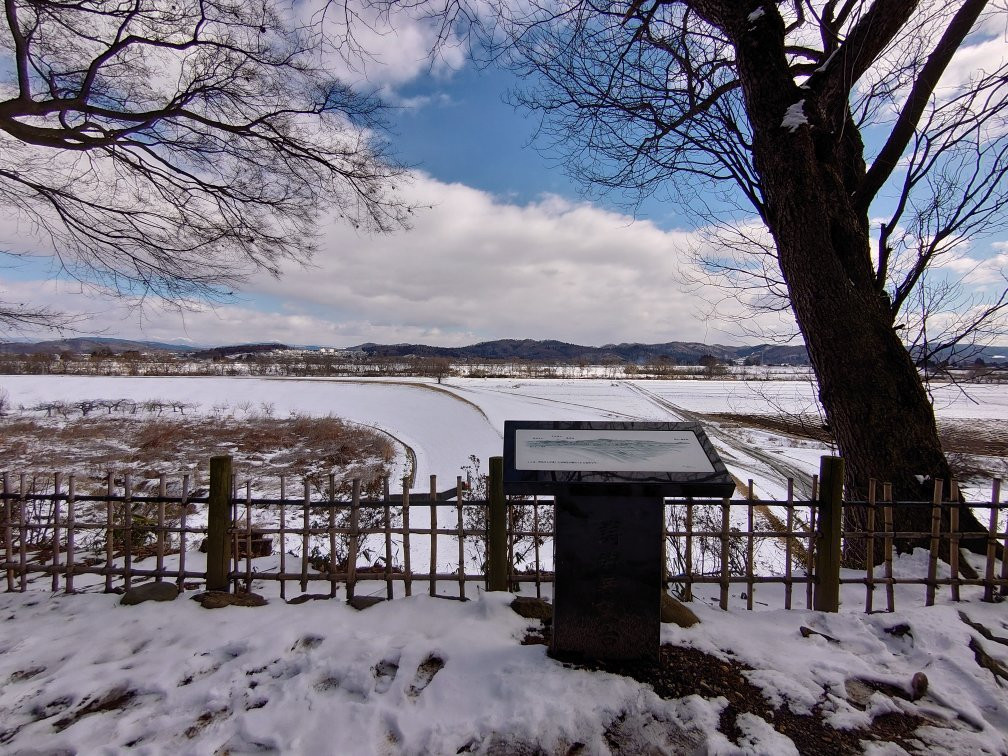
xmin=52 ymin=687 xmax=138 ymax=732
xmin=524 ymin=629 xmax=939 ymax=754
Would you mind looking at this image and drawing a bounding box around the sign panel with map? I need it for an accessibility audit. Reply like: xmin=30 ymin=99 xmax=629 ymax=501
xmin=503 ymin=420 xmax=734 ymax=496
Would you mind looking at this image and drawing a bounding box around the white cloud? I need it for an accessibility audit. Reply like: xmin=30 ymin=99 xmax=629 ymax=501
xmin=291 ymin=0 xmax=467 ymax=91
xmin=246 ymin=176 xmax=737 ymax=346
xmin=939 ymin=36 xmax=1007 ymax=90
xmin=963 ymin=252 xmax=1008 ymax=287
xmin=0 ymin=175 xmax=780 ymax=347
xmin=928 ymin=244 xmax=1007 ymax=287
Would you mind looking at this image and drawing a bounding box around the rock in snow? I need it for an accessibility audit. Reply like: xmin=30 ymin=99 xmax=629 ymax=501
xmin=661 ymin=593 xmax=700 ymax=627
xmin=190 ymin=590 xmax=267 ymax=609
xmin=119 ymin=581 xmax=179 ymax=606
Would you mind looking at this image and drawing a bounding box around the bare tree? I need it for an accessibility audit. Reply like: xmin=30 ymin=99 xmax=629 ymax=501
xmin=0 ymin=0 xmax=414 ymax=328
xmin=690 ymin=48 xmax=1008 ymax=366
xmin=0 ymin=300 xmax=77 ymax=332
xmin=396 ymin=0 xmax=1007 ymax=553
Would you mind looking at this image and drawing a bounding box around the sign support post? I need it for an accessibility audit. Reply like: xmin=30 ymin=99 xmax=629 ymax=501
xmin=502 ymin=421 xmax=734 ymax=664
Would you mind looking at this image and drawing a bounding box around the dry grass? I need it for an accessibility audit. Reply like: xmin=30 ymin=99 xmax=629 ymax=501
xmin=708 ymin=412 xmax=833 ymax=443
xmin=937 ymin=419 xmax=1008 ymax=458
xmin=711 ymin=412 xmax=1008 ymax=460
xmin=0 ymin=414 xmax=396 ymax=495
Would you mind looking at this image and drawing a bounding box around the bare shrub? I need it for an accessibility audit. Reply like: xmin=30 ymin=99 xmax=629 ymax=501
xmin=4 ymin=474 xmax=62 ymax=556
xmin=1 ymin=412 xmax=397 ymax=496
xmin=665 ymin=503 xmax=748 ymax=600
xmin=134 ymin=421 xmax=190 ymax=455
xmin=460 ymin=455 xmax=554 ymax=585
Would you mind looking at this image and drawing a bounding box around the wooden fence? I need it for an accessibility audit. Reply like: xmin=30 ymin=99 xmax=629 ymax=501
xmin=1 ymin=460 xmax=1005 ymax=611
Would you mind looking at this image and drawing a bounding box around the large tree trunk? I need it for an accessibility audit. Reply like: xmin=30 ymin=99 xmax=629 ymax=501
xmin=730 ymin=8 xmax=991 ymax=565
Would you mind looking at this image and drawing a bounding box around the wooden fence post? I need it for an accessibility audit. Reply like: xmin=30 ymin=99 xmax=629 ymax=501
xmin=402 ymin=476 xmax=412 ymax=597
xmin=814 ymin=455 xmax=843 ymax=612
xmin=66 ymin=475 xmax=76 ymax=594
xmin=206 ymin=455 xmax=232 ymax=592
xmin=719 ymin=497 xmax=730 ymax=610
xmin=926 ymin=478 xmax=943 ymax=607
xmin=983 ymin=479 xmax=1001 ymax=602
xmin=347 ymin=478 xmax=360 ymax=601
xmin=429 ymin=474 xmax=438 ymax=597
xmin=52 ymin=472 xmax=61 ymax=593
xmin=123 ymin=474 xmax=133 ymax=591
xmin=487 ymin=456 xmax=508 ymax=591
xmin=3 ymin=472 xmax=13 ymax=592
xmin=456 ymin=475 xmax=466 ymax=600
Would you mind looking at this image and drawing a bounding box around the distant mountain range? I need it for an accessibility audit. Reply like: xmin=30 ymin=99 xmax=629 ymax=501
xmin=0 ymin=336 xmax=198 ymax=355
xmin=349 ymin=339 xmax=813 ymax=365
xmin=2 ymin=336 xmax=1006 ymax=366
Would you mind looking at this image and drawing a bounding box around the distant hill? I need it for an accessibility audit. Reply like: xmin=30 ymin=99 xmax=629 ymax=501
xmin=191 ymin=343 xmax=289 ymax=359
xmin=5 ymin=336 xmax=1002 ymax=367
xmin=912 ymin=344 xmax=1008 ymax=366
xmin=0 ymin=337 xmax=198 ymax=355
xmin=350 ymin=339 xmax=813 ymax=365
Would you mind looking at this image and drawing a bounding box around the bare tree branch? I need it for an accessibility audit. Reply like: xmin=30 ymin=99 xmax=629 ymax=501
xmin=856 ymin=0 xmax=991 ymax=210
xmin=0 ymin=0 xmax=415 ymax=326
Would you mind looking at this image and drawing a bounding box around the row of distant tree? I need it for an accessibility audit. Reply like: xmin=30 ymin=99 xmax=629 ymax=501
xmin=1 ymin=347 xmax=1002 ymax=382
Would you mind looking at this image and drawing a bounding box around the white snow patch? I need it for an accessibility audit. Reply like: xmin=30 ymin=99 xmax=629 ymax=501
xmin=736 ymin=712 xmax=799 ymax=754
xmin=2 ymin=594 xmax=1007 ymax=752
xmin=815 ymin=49 xmax=839 ymax=73
xmin=782 ymin=100 xmax=808 ymax=131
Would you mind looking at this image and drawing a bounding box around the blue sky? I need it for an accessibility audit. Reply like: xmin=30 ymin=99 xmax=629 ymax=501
xmin=0 ymin=5 xmax=1005 ymax=348
xmin=388 ymin=62 xmax=685 ymax=227
xmin=391 ymin=66 xmax=558 ymax=203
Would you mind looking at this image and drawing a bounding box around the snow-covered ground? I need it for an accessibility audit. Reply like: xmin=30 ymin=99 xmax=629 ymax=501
xmin=1 ymin=581 xmax=1006 ymax=753
xmin=2 ymin=375 xmax=1008 ymax=753
xmin=8 ymin=374 xmax=1005 ymax=492
xmin=1 ymin=376 xmax=499 ymax=486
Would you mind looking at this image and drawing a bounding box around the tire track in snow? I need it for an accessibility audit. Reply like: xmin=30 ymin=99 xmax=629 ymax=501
xmin=440 ymin=382 xmax=648 ymax=421
xmin=622 ymin=382 xmax=815 ymax=498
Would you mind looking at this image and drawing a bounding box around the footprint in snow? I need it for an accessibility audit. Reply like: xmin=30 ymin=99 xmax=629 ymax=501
xmin=373 ymin=653 xmax=400 ymax=694
xmin=253 ymin=657 xmax=304 ymax=681
xmin=314 ymin=673 xmax=369 ymax=702
xmin=291 ymin=634 xmax=324 ymax=652
xmin=406 ymin=654 xmax=445 ymax=699
xmin=8 ymin=666 xmax=45 ymax=684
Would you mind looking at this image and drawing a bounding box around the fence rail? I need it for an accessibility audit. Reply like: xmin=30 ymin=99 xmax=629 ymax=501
xmin=1 ymin=463 xmax=1006 ymax=612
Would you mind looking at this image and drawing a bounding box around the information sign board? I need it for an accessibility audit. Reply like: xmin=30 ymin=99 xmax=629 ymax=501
xmin=503 ymin=420 xmax=734 ymax=497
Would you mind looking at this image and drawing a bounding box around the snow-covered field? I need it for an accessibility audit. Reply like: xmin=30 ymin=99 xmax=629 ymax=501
xmin=3 ymin=374 xmax=1005 ymax=575
xmin=2 ymin=375 xmax=1007 ymax=754
xmin=4 ymin=373 xmax=1005 ymax=498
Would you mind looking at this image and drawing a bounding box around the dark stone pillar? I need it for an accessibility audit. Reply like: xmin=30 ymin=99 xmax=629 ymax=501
xmin=550 ymin=495 xmax=663 ymax=663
